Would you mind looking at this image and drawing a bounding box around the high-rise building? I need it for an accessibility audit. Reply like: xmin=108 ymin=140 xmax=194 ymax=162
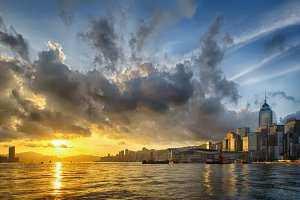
xmin=222 ymin=138 xmax=229 ymax=151
xmin=206 ymin=141 xmax=212 ymax=150
xmin=268 ymin=123 xmax=284 ymax=160
xmin=236 ymin=127 xmax=250 ymax=138
xmin=258 ymin=94 xmax=273 ymax=127
xmin=285 ymin=117 xmax=300 ymax=159
xmin=243 ymin=136 xmax=249 ymax=151
xmin=223 ymin=132 xmax=242 ymax=151
xmin=247 ymin=132 xmax=258 ymax=151
xmin=8 ymin=146 xmax=15 ymax=161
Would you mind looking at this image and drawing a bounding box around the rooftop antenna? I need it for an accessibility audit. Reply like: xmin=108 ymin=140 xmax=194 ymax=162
xmin=264 ymin=91 xmax=267 ymax=103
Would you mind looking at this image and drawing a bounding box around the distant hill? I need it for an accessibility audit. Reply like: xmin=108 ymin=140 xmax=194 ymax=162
xmin=15 ymin=152 xmax=99 ymax=162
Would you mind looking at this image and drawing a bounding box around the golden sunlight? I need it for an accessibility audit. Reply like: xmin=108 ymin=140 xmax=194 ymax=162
xmin=53 ymin=162 xmax=62 ymax=191
xmin=51 ymin=140 xmax=68 ymax=148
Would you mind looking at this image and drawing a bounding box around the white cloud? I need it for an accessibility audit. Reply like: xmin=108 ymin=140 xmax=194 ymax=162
xmin=232 ymin=0 xmax=300 ymax=47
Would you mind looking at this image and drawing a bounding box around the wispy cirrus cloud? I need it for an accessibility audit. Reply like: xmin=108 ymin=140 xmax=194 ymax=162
xmin=240 ymin=64 xmax=300 ymax=85
xmin=229 ymin=44 xmax=300 ymax=81
xmin=232 ymin=1 xmax=300 ymax=47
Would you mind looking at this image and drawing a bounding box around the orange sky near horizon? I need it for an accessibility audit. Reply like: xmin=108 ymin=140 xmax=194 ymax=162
xmin=0 ymin=135 xmax=197 ymax=157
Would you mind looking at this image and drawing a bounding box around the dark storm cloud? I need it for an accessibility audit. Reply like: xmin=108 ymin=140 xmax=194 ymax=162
xmin=33 ymin=47 xmax=83 ymax=108
xmin=78 ymin=16 xmax=122 ymax=71
xmin=0 ymin=128 xmax=24 ymax=142
xmin=194 ymin=15 xmax=239 ymax=103
xmin=270 ymin=91 xmax=300 ymax=105
xmin=0 ymin=12 xmax=266 ymax=144
xmin=88 ymin=63 xmax=193 ymax=113
xmin=264 ymin=33 xmax=285 ymax=52
xmin=0 ymin=16 xmax=29 ymax=60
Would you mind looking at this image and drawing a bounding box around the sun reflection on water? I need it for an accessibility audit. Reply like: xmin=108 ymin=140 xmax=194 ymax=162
xmin=53 ymin=162 xmax=62 ymax=193
xmin=203 ymin=164 xmax=213 ymax=195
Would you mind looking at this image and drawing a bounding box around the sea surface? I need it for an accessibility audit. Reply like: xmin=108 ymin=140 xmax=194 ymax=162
xmin=0 ymin=162 xmax=299 ymax=199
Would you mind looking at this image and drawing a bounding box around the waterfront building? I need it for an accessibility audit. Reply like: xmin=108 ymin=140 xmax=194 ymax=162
xmin=222 ymin=138 xmax=229 ymax=151
xmin=236 ymin=127 xmax=250 ymax=138
xmin=9 ymin=146 xmax=15 ymax=161
xmin=243 ymin=132 xmax=266 ymax=161
xmin=285 ymin=117 xmax=300 ymax=159
xmin=0 ymin=146 xmax=19 ymax=163
xmin=0 ymin=155 xmax=8 ymax=162
xmin=206 ymin=141 xmax=213 ymax=150
xmin=268 ymin=124 xmax=284 ymax=160
xmin=170 ymin=148 xmax=242 ymax=163
xmin=247 ymin=132 xmax=258 ymax=151
xmin=258 ymin=95 xmax=273 ymax=127
xmin=213 ymin=142 xmax=222 ymax=150
xmin=243 ymin=136 xmax=249 ymax=151
xmin=223 ymin=132 xmax=242 ymax=151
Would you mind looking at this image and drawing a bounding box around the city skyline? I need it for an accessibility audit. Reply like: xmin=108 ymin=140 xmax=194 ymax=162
xmin=0 ymin=0 xmax=300 ymax=157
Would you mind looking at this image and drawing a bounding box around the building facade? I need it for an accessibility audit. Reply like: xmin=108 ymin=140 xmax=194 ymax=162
xmin=285 ymin=118 xmax=300 ymax=159
xmin=258 ymin=97 xmax=273 ymax=127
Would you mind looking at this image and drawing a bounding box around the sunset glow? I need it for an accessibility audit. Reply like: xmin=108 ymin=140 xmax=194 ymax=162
xmin=51 ymin=140 xmax=68 ymax=149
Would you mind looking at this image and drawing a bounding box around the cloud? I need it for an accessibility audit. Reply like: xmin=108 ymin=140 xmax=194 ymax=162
xmin=129 ymin=0 xmax=198 ymax=59
xmin=0 ymin=16 xmax=29 ymax=60
xmin=270 ymin=91 xmax=300 ymax=105
xmin=240 ymin=64 xmax=300 ymax=85
xmin=118 ymin=141 xmax=126 ymax=145
xmin=58 ymin=0 xmax=80 ymax=26
xmin=25 ymin=142 xmax=70 ymax=148
xmin=232 ymin=0 xmax=300 ymax=47
xmin=264 ymin=33 xmax=285 ymax=53
xmin=280 ymin=111 xmax=300 ymax=124
xmin=194 ymin=15 xmax=239 ymax=103
xmin=78 ymin=16 xmax=123 ymax=71
xmin=0 ymin=14 xmax=263 ymax=144
xmin=229 ymin=43 xmax=300 ymax=81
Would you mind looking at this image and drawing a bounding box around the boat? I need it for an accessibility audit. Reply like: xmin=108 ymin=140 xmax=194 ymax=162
xmin=142 ymin=160 xmax=169 ymax=164
xmin=206 ymin=160 xmax=230 ymax=164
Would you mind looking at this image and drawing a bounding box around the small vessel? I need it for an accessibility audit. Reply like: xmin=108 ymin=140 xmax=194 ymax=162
xmin=142 ymin=160 xmax=169 ymax=164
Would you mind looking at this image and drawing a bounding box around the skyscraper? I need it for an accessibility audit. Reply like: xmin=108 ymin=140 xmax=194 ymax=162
xmin=8 ymin=146 xmax=15 ymax=161
xmin=285 ymin=117 xmax=300 ymax=159
xmin=258 ymin=94 xmax=273 ymax=127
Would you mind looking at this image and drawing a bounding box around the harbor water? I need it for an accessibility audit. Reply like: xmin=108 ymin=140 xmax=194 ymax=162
xmin=0 ymin=162 xmax=299 ymax=199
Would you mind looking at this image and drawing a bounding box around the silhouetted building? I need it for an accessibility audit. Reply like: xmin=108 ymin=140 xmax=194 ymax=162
xmin=0 ymin=155 xmax=8 ymax=162
xmin=9 ymin=146 xmax=15 ymax=161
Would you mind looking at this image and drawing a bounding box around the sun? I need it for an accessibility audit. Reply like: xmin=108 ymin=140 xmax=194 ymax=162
xmin=51 ymin=140 xmax=68 ymax=148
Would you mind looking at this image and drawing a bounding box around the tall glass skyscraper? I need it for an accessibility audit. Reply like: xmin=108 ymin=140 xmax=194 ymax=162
xmin=259 ymin=95 xmax=273 ymax=127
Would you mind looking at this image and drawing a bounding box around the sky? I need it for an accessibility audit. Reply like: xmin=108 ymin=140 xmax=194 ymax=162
xmin=0 ymin=0 xmax=300 ymax=156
